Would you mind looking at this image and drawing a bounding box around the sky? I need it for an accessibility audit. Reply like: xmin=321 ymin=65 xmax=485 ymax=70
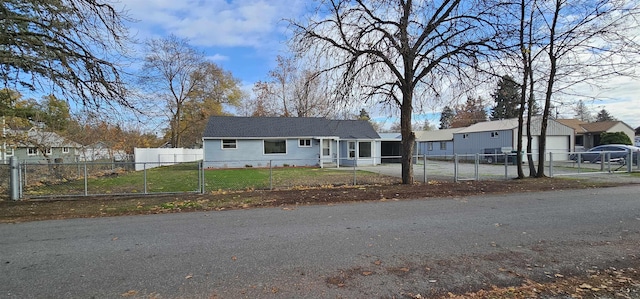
xmin=117 ymin=0 xmax=639 ymax=130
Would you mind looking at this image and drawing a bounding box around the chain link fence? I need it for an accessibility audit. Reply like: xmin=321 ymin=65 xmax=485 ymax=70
xmin=3 ymin=150 xmax=638 ymax=200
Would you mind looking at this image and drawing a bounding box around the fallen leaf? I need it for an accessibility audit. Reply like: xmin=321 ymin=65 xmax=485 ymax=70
xmin=121 ymin=290 xmax=138 ymax=297
xmin=231 ymin=256 xmax=237 ymax=261
xmin=555 ymin=274 xmax=564 ymax=278
xmin=579 ymin=283 xmax=593 ymax=289
xmin=374 ymin=260 xmax=382 ymax=266
xmin=185 ymin=274 xmax=193 ymax=279
xmin=362 ymin=271 xmax=373 ymax=276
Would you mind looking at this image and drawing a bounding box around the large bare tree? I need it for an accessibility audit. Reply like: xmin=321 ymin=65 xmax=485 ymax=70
xmin=291 ymin=0 xmax=499 ymax=184
xmin=1 ymin=0 xmax=131 ymax=108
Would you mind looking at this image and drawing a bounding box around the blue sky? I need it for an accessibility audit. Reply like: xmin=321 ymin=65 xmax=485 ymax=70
xmin=117 ymin=0 xmax=640 ymax=130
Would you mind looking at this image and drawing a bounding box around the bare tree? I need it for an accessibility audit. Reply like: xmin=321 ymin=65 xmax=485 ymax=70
xmin=141 ymin=35 xmax=225 ymax=148
xmin=291 ymin=0 xmax=499 ymax=184
xmin=244 ymin=56 xmax=333 ymax=118
xmin=1 ymin=0 xmax=132 ymax=108
xmin=531 ymin=0 xmax=640 ymax=177
xmin=502 ymin=0 xmax=640 ymax=178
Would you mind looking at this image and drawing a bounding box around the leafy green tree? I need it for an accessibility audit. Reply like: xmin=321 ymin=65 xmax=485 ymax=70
xmin=490 ymin=75 xmax=521 ymax=120
xmin=600 ymin=132 xmax=631 ymax=145
xmin=439 ymin=106 xmax=455 ymax=129
xmin=595 ymin=109 xmax=616 ymax=122
xmin=0 ymin=89 xmax=38 ymax=128
xmin=1 ymin=0 xmax=131 ymax=107
xmin=34 ymin=95 xmax=71 ymax=132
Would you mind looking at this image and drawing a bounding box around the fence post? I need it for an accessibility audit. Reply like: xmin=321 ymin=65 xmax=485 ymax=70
xmin=423 ymin=154 xmax=427 ymax=183
xmin=143 ymin=163 xmax=148 ymax=194
xmin=627 ymin=149 xmax=632 ymax=173
xmin=9 ymin=157 xmax=20 ymax=200
xmin=577 ymin=153 xmax=582 ymax=173
xmin=84 ymin=162 xmax=88 ymax=196
xmin=454 ymin=154 xmax=459 ymax=182
xmin=198 ymin=161 xmax=203 ymax=194
xmin=549 ymin=152 xmax=554 ymax=177
xmin=353 ymin=162 xmax=357 ymax=186
xmin=269 ymin=160 xmax=273 ymax=190
xmin=607 ymin=152 xmax=611 ymax=173
xmin=474 ymin=153 xmax=479 ymax=181
xmin=504 ymin=153 xmax=508 ymax=180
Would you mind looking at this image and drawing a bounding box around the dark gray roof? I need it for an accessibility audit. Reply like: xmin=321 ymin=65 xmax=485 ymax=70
xmin=203 ymin=116 xmax=380 ymax=139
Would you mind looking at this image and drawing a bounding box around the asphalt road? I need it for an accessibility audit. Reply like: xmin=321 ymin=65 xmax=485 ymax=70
xmin=1 ymin=186 xmax=639 ymax=298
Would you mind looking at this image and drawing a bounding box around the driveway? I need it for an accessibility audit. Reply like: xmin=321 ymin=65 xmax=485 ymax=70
xmin=1 ymin=186 xmax=639 ymax=298
xmin=356 ymin=160 xmax=640 ymax=183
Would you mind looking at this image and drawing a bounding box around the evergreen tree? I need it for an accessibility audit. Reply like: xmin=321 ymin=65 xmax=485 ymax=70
xmin=439 ymin=106 xmax=455 ymax=129
xmin=595 ymin=108 xmax=616 ymax=122
xmin=490 ymin=75 xmax=521 ymax=120
xmin=357 ymin=109 xmax=371 ymax=120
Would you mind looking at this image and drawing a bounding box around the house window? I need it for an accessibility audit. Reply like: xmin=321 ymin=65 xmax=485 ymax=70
xmin=440 ymin=142 xmax=447 ymax=150
xmin=62 ymin=147 xmax=70 ymax=153
xmin=348 ymin=141 xmax=356 ymax=158
xmin=428 ymin=142 xmax=433 ymax=151
xmin=491 ymin=131 xmax=499 ymax=138
xmin=575 ymin=135 xmax=584 ymax=146
xmin=462 ymin=134 xmax=469 ymax=139
xmin=358 ymin=142 xmax=371 ymax=158
xmin=222 ymin=139 xmax=237 ymax=149
xmin=45 ymin=148 xmax=52 ymax=155
xmin=264 ymin=139 xmax=286 ymax=154
xmin=6 ymin=148 xmax=13 ymax=156
xmin=299 ymin=139 xmax=312 ymax=147
xmin=27 ymin=148 xmax=38 ymax=156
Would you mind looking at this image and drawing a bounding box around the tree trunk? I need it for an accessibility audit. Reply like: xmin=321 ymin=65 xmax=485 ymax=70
xmin=400 ymin=90 xmax=414 ymax=184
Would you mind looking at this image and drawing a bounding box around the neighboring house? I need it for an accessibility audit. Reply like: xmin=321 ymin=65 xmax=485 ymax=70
xmin=3 ymin=129 xmax=81 ymax=163
xmin=79 ymin=141 xmax=129 ymax=162
xmin=415 ymin=128 xmax=463 ymax=158
xmin=557 ymin=119 xmax=635 ymax=150
xmin=202 ymin=116 xmax=381 ymax=169
xmin=453 ymin=117 xmax=574 ymax=161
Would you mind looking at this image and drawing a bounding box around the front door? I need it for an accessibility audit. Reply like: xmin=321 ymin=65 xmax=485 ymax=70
xmin=322 ymin=139 xmax=331 ymax=160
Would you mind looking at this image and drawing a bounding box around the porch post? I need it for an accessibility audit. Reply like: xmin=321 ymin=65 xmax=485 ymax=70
xmin=336 ymin=139 xmax=340 ymax=168
xmin=319 ymin=137 xmax=323 ymax=168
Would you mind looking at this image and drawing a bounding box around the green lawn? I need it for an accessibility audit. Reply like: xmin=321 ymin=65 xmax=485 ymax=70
xmin=23 ymin=163 xmax=394 ymax=197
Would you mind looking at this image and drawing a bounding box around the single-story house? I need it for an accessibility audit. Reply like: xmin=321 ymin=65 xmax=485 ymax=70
xmin=3 ymin=129 xmax=82 ymax=163
xmin=202 ymin=116 xmax=381 ymax=169
xmin=415 ymin=128 xmax=463 ymax=158
xmin=453 ymin=117 xmax=574 ymax=161
xmin=557 ymin=119 xmax=635 ymax=150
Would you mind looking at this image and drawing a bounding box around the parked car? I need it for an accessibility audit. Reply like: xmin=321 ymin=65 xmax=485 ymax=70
xmin=483 ymin=148 xmax=517 ymax=164
xmin=570 ymin=144 xmax=640 ymax=165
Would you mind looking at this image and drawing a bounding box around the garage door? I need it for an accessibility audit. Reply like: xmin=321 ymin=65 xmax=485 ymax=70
xmin=520 ymin=136 xmax=569 ymax=161
xmin=546 ymin=136 xmax=570 ymax=161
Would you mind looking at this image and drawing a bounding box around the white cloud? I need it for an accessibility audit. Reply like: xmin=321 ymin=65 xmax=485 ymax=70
xmin=120 ymin=0 xmax=304 ymax=49
xmin=206 ymin=54 xmax=229 ymax=62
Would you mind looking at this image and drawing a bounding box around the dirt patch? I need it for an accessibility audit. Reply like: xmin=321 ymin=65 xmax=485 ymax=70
xmin=0 ymin=177 xmax=629 ymax=223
